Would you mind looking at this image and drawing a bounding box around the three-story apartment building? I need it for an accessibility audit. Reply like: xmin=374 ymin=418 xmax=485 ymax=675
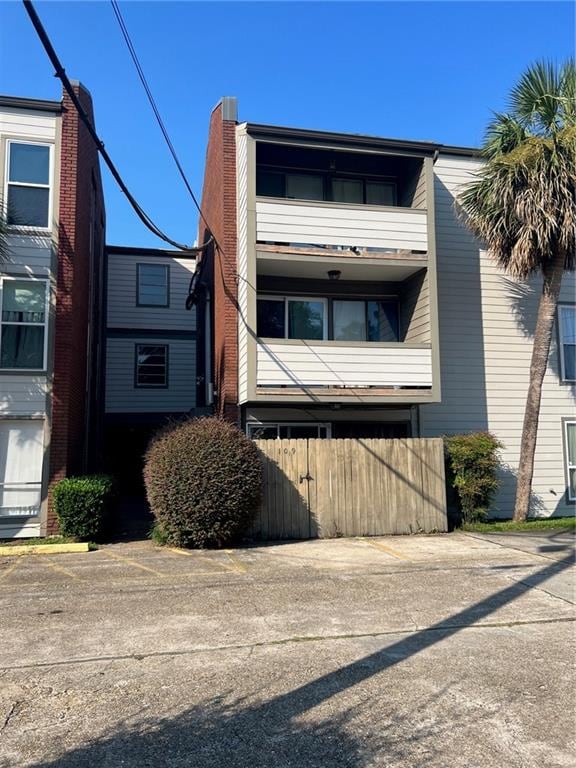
xmin=0 ymin=85 xmax=105 ymax=537
xmin=196 ymin=98 xmax=575 ymax=517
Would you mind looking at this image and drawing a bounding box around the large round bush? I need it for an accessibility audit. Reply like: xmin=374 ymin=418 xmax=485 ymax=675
xmin=143 ymin=417 xmax=262 ymax=547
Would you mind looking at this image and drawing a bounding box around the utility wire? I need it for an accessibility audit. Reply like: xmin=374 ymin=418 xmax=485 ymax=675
xmin=22 ymin=0 xmax=201 ymax=252
xmin=110 ymin=0 xmax=217 ymax=247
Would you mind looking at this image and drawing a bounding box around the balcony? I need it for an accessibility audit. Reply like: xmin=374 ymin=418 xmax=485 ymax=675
xmin=256 ymin=339 xmax=432 ymax=389
xmin=256 ymin=198 xmax=428 ymax=253
xmin=236 ymin=134 xmax=439 ymax=405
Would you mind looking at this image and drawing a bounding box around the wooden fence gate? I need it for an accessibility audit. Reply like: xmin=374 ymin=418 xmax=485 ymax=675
xmin=252 ymin=438 xmax=447 ymax=540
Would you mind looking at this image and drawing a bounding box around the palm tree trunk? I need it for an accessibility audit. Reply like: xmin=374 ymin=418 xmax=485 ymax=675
xmin=513 ymin=250 xmax=566 ymax=521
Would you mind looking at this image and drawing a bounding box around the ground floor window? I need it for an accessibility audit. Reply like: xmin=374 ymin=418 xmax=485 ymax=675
xmin=563 ymin=420 xmax=576 ymax=501
xmin=0 ymin=420 xmax=44 ymax=518
xmin=247 ymin=422 xmax=331 ymax=439
xmin=135 ymin=344 xmax=168 ymax=388
xmin=246 ymin=422 xmax=410 ymax=439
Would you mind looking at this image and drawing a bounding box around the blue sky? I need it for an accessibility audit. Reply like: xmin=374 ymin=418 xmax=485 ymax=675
xmin=0 ymin=1 xmax=572 ymax=247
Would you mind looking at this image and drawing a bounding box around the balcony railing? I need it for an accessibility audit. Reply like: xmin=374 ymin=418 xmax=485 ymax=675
xmin=256 ymin=340 xmax=433 ymax=389
xmin=256 ymin=198 xmax=428 ymax=252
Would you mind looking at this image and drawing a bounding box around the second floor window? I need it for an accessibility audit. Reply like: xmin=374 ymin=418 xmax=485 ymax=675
xmin=0 ymin=278 xmax=48 ymax=370
xmin=257 ymin=295 xmax=399 ymax=342
xmin=559 ymin=305 xmax=575 ymax=382
xmin=333 ymin=300 xmax=399 ymax=342
xmin=137 ymin=264 xmax=169 ymax=307
xmin=6 ymin=142 xmax=51 ymax=228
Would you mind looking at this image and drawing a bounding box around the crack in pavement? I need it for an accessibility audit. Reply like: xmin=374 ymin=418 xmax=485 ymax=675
xmin=2 ymin=615 xmax=574 ymax=673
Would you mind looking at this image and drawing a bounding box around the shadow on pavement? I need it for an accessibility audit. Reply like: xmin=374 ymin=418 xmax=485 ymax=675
xmin=30 ymin=537 xmax=575 ymax=767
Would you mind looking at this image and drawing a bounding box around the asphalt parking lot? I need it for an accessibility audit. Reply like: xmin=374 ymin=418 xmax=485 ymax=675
xmin=0 ymin=530 xmax=574 ymax=768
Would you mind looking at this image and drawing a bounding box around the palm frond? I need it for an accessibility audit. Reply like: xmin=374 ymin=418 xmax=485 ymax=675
xmin=458 ymin=126 xmax=576 ymax=279
xmin=482 ymin=113 xmax=527 ymax=159
xmin=0 ymin=198 xmax=10 ymax=264
xmin=509 ymin=60 xmax=563 ymax=132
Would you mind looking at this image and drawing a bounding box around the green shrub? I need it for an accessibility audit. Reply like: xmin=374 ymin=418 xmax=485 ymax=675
xmin=444 ymin=432 xmax=503 ymax=523
xmin=52 ymin=475 xmax=114 ymax=540
xmin=143 ymin=417 xmax=262 ymax=548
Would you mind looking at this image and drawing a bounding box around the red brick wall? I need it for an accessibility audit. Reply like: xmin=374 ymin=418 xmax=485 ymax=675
xmin=47 ymin=83 xmax=105 ymax=534
xmin=198 ymin=103 xmax=239 ymax=422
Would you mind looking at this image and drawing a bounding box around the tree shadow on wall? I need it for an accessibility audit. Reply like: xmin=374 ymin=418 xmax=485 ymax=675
xmin=505 ymin=276 xmax=575 ymax=389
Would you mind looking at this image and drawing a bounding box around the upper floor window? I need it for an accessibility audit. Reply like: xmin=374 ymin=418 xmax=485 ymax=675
xmin=558 ymin=305 xmax=575 ymax=382
xmin=0 ymin=278 xmax=48 ymax=370
xmin=137 ymin=263 xmax=169 ymax=307
xmin=256 ymin=295 xmax=399 ymax=342
xmin=333 ymin=299 xmax=399 ymax=342
xmin=257 ymin=296 xmax=327 ymax=341
xmin=6 ymin=142 xmax=51 ymax=228
xmin=256 ymin=169 xmax=396 ymax=206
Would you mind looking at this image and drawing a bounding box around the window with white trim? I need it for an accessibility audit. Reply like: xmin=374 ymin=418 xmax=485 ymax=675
xmin=563 ymin=421 xmax=576 ymax=502
xmin=0 ymin=420 xmax=44 ymax=518
xmin=558 ymin=305 xmax=576 ymax=382
xmin=6 ymin=142 xmax=51 ymax=228
xmin=0 ymin=278 xmax=48 ymax=370
xmin=135 ymin=344 xmax=168 ymax=387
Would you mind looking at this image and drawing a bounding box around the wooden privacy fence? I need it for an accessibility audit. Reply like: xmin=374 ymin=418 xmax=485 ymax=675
xmin=253 ymin=438 xmax=447 ymax=540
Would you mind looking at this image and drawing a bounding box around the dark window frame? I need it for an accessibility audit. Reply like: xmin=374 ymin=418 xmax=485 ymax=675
xmin=134 ymin=343 xmax=169 ymax=389
xmin=562 ymin=417 xmax=576 ymax=505
xmin=256 ymin=166 xmax=397 ymax=206
xmin=257 ymin=293 xmax=400 ymax=342
xmin=557 ymin=303 xmax=576 ymax=383
xmin=136 ymin=263 xmax=170 ymax=308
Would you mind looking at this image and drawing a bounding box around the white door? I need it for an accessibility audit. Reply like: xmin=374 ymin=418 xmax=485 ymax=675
xmin=0 ymin=420 xmax=44 ymax=518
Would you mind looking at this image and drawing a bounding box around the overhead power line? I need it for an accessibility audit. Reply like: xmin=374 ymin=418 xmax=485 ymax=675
xmin=22 ymin=0 xmax=202 ymax=252
xmin=110 ymin=0 xmax=216 ymax=245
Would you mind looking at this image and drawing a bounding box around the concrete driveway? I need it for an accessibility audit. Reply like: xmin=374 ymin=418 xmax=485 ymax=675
xmin=0 ymin=530 xmax=574 ymax=768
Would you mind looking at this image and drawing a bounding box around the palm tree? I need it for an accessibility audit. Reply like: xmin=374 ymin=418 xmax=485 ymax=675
xmin=459 ymin=61 xmax=576 ymax=521
xmin=0 ymin=198 xmax=9 ymax=264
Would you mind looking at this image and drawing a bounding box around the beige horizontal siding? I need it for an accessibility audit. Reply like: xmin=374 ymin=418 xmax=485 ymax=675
xmin=0 ymin=375 xmax=47 ymax=416
xmin=257 ymin=342 xmax=432 ymax=388
xmin=3 ymin=235 xmax=54 ymax=277
xmin=256 ymin=199 xmax=428 ymax=251
xmin=420 ymin=153 xmax=576 ymax=517
xmin=0 ymin=108 xmax=57 ymax=140
xmin=237 ymin=129 xmax=250 ymax=404
xmin=402 ymin=270 xmax=430 ymax=343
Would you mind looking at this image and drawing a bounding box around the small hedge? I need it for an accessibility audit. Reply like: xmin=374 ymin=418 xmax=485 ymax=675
xmin=444 ymin=432 xmax=503 ymax=524
xmin=52 ymin=475 xmax=114 ymax=540
xmin=143 ymin=417 xmax=262 ymax=548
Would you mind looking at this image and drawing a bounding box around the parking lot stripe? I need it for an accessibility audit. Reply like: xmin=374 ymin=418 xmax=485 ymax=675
xmin=0 ymin=559 xmax=21 ymax=582
xmin=41 ymin=558 xmax=82 ymax=581
xmin=223 ymin=551 xmax=248 ymax=573
xmin=104 ymin=550 xmax=166 ymax=577
xmin=167 ymin=547 xmax=193 ymax=557
xmin=359 ymin=538 xmax=411 ymax=561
